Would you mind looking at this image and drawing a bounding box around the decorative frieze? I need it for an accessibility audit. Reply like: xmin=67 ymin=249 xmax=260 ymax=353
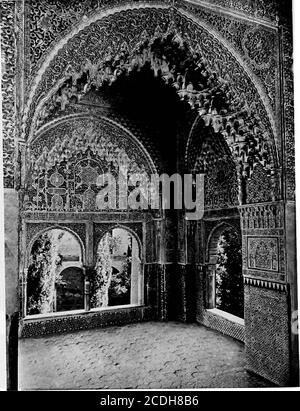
xmin=240 ymin=202 xmax=284 ymax=230
xmin=244 ymin=277 xmax=287 ymax=292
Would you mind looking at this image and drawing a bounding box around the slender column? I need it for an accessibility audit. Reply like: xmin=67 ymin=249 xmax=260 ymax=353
xmin=154 ymin=218 xmax=164 ymax=264
xmin=206 ymin=265 xmax=216 ymax=309
xmin=53 ymin=289 xmax=57 ymax=312
xmin=195 ymin=263 xmax=206 ymax=322
xmin=130 ymin=239 xmax=141 ymax=305
xmin=85 ymin=221 xmax=94 ymax=267
xmin=22 ymin=269 xmax=28 ymax=317
xmin=83 ymin=267 xmax=90 ymax=311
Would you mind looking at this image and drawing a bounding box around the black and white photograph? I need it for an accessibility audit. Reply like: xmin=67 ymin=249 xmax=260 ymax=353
xmin=0 ymin=0 xmax=299 ymax=392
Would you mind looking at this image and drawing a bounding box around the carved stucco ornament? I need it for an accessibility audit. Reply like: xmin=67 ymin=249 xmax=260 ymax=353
xmin=21 ymin=7 xmax=279 ymax=206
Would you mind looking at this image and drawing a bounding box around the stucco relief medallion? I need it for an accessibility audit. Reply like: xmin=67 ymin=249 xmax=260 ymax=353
xmin=248 ymin=237 xmax=279 ymax=272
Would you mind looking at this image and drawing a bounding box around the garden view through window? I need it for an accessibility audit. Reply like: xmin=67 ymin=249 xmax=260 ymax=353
xmin=91 ymin=228 xmax=142 ymax=309
xmin=26 ymin=228 xmax=142 ymax=316
xmin=215 ymin=229 xmax=244 ymax=319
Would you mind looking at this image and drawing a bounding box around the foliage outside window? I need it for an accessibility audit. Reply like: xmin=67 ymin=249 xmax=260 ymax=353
xmin=215 ymin=230 xmax=244 ymax=319
xmin=27 ymin=230 xmax=82 ymax=315
xmin=26 ymin=228 xmax=140 ymax=316
xmin=27 ymin=232 xmax=63 ymax=315
xmin=91 ymin=230 xmax=133 ymax=308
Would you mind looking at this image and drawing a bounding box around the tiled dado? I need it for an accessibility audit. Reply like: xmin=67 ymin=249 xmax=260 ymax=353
xmin=19 ymin=306 xmax=155 ymax=338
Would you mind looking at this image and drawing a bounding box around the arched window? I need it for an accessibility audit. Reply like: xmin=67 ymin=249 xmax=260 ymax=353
xmin=207 ymin=225 xmax=244 ymax=319
xmin=26 ymin=229 xmax=83 ymax=316
xmin=215 ymin=229 xmax=244 ymax=319
xmin=91 ymin=228 xmax=143 ymax=309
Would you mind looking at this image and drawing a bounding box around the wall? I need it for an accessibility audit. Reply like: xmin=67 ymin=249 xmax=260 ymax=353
xmin=4 ymin=189 xmax=19 ymax=390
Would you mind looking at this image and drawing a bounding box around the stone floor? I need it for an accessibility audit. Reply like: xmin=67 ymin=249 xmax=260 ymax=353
xmin=18 ymin=321 xmax=272 ymax=390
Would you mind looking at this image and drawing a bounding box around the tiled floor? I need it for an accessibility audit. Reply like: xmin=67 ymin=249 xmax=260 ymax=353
xmin=18 ymin=321 xmax=272 ymax=390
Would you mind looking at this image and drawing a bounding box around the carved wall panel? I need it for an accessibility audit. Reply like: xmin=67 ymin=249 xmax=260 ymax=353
xmin=241 ymin=202 xmax=286 ymax=283
xmin=246 ymin=163 xmax=274 ymax=204
xmin=1 ymin=0 xmax=16 ymax=188
xmin=247 ymin=237 xmax=279 ymax=272
xmin=24 ymin=116 xmax=155 ymax=213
